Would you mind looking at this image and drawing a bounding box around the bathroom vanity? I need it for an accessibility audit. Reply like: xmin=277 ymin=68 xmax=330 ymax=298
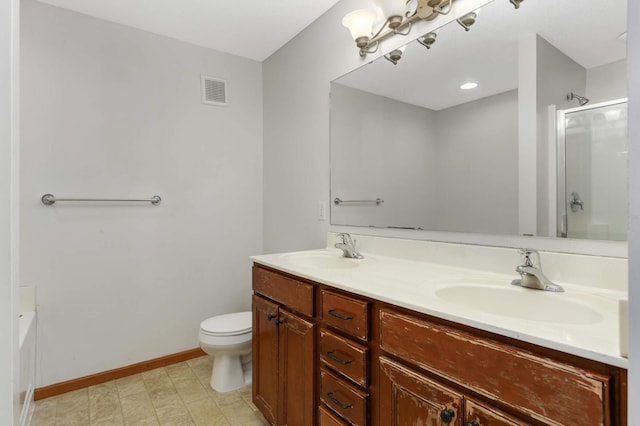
xmin=251 ymin=236 xmax=628 ymax=426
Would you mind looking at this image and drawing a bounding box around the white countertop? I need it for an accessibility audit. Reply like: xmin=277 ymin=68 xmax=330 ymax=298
xmin=252 ymin=247 xmax=628 ymax=369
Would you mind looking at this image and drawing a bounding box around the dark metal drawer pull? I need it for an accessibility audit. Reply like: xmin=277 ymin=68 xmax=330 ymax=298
xmin=326 ymin=351 xmax=353 ymax=365
xmin=326 ymin=392 xmax=352 ymax=409
xmin=328 ymin=309 xmax=353 ymax=320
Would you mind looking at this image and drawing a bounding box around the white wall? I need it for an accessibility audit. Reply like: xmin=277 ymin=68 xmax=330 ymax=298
xmin=0 ymin=0 xmax=20 ymax=422
xmin=20 ymin=0 xmax=263 ymax=387
xmin=627 ymin=0 xmax=639 ymax=419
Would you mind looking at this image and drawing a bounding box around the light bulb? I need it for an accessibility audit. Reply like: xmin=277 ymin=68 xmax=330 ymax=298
xmin=342 ymin=9 xmax=377 ymax=46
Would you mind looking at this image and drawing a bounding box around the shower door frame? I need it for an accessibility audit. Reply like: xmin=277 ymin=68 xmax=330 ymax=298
xmin=556 ymin=97 xmax=628 ymax=238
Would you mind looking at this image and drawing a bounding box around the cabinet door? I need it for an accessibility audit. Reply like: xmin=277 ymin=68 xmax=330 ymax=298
xmin=379 ymin=357 xmax=463 ymax=426
xmin=252 ymin=295 xmax=279 ymax=425
xmin=279 ymin=309 xmax=316 ymax=426
xmin=464 ymin=399 xmax=532 ymax=426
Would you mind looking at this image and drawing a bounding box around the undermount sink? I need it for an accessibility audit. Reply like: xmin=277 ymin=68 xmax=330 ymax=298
xmin=435 ymin=284 xmax=604 ymax=325
xmin=282 ymin=252 xmax=360 ymax=270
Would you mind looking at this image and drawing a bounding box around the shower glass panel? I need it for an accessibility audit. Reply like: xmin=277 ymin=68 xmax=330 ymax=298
xmin=557 ymin=99 xmax=628 ymax=241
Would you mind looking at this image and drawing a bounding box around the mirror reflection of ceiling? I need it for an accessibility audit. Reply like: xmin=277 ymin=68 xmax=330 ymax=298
xmin=336 ymin=0 xmax=627 ymax=111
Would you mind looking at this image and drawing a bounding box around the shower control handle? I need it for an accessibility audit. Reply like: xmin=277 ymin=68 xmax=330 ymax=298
xmin=569 ymin=191 xmax=584 ymax=212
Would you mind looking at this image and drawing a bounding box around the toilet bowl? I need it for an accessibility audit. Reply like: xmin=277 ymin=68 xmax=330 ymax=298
xmin=198 ymin=311 xmax=252 ymax=393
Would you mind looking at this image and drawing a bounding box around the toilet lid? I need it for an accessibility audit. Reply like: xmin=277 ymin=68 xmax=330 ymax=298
xmin=200 ymin=311 xmax=252 ymax=336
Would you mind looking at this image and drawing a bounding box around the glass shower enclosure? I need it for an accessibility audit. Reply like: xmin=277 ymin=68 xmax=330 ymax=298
xmin=557 ymin=98 xmax=628 ymax=241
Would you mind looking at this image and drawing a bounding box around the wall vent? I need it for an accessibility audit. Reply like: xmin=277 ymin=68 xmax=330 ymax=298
xmin=201 ymin=75 xmax=227 ymax=106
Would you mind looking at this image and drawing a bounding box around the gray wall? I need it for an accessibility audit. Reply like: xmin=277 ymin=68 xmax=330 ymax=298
xmin=1 ymin=0 xmax=20 ymax=422
xmin=535 ymin=36 xmax=587 ymax=237
xmin=435 ymin=90 xmax=518 ymax=234
xmin=331 ymin=85 xmax=518 ymax=234
xmin=628 ymin=0 xmax=639 ymax=415
xmin=331 ymin=83 xmax=438 ymax=229
xmin=21 ymin=0 xmax=263 ymax=387
xmin=587 ymin=60 xmax=628 ymax=104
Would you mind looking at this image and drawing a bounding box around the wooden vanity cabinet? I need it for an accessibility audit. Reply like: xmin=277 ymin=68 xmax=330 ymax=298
xmin=252 ymin=264 xmax=627 ymax=426
xmin=252 ymin=267 xmax=315 ymax=426
xmin=319 ymin=289 xmax=371 ymax=425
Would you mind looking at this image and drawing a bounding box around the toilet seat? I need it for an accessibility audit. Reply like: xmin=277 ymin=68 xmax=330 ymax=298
xmin=200 ymin=311 xmax=252 ymax=337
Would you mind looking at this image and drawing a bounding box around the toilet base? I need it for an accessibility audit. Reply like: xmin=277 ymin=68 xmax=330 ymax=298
xmin=210 ymin=354 xmax=252 ymax=393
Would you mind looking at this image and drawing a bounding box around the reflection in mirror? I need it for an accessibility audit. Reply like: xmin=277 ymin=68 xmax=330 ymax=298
xmin=557 ymin=99 xmax=628 ymax=241
xmin=330 ymin=0 xmax=627 ymax=240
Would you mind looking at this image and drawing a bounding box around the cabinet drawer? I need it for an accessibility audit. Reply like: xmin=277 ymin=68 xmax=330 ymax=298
xmin=319 ymin=404 xmax=350 ymax=426
xmin=320 ymin=368 xmax=368 ymax=426
xmin=252 ymin=266 xmax=314 ymax=317
xmin=320 ymin=328 xmax=368 ymax=387
xmin=465 ymin=398 xmax=532 ymax=426
xmin=321 ymin=290 xmax=369 ymax=340
xmin=379 ymin=309 xmax=611 ymax=426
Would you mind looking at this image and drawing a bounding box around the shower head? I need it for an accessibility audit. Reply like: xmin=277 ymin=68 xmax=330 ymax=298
xmin=567 ymin=92 xmax=589 ymax=106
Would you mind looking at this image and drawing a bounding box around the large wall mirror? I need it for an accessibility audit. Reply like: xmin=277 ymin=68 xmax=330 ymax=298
xmin=330 ymin=0 xmax=627 ymax=241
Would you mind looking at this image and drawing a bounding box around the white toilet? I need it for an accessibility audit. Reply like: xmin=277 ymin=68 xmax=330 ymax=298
xmin=198 ymin=311 xmax=252 ymax=393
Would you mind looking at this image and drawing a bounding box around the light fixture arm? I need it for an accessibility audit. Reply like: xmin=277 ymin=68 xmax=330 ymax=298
xmin=358 ymin=12 xmax=418 ymax=57
xmin=357 ymin=0 xmax=454 ymax=58
xmin=432 ymin=0 xmax=453 ymax=15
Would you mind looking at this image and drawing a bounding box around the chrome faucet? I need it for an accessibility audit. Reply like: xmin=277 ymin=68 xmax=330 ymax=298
xmin=511 ymin=249 xmax=564 ymax=292
xmin=334 ymin=233 xmax=364 ymax=259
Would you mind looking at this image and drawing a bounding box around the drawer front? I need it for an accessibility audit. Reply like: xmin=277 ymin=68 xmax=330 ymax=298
xmin=379 ymin=309 xmax=610 ymax=426
xmin=320 ymin=328 xmax=369 ymax=387
xmin=320 ymin=368 xmax=368 ymax=426
xmin=252 ymin=266 xmax=314 ymax=317
xmin=319 ymin=404 xmax=350 ymax=426
xmin=465 ymin=398 xmax=532 ymax=426
xmin=321 ymin=290 xmax=369 ymax=340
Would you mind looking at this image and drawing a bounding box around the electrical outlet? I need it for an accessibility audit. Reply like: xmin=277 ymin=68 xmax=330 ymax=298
xmin=318 ymin=201 xmax=327 ymax=221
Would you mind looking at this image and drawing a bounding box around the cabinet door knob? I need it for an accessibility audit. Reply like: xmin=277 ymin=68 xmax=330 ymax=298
xmin=326 ymin=351 xmax=353 ymax=365
xmin=464 ymin=422 xmax=480 ymax=426
xmin=266 ymin=313 xmax=275 ymax=320
xmin=275 ymin=319 xmax=284 ymax=326
xmin=327 ymin=309 xmax=353 ymax=320
xmin=326 ymin=392 xmax=353 ymax=409
xmin=440 ymin=409 xmax=455 ymax=423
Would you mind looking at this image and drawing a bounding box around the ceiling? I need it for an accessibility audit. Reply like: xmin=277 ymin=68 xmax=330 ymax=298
xmin=335 ymin=0 xmax=627 ymax=111
xmin=36 ymin=0 xmax=343 ymax=61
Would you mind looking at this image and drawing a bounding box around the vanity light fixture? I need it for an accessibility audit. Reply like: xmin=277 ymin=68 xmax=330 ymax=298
xmin=385 ymin=45 xmax=406 ymax=65
xmin=457 ymin=9 xmax=479 ymax=31
xmin=343 ymin=0 xmax=453 ymax=58
xmin=460 ymin=82 xmax=478 ymax=90
xmin=509 ymin=0 xmax=524 ymax=9
xmin=418 ymin=32 xmax=438 ymax=49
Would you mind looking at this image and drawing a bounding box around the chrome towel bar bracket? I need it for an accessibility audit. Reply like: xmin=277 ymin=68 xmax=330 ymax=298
xmin=41 ymin=194 xmax=162 ymax=206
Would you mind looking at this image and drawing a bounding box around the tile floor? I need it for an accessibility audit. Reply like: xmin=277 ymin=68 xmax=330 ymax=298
xmin=30 ymin=356 xmax=269 ymax=426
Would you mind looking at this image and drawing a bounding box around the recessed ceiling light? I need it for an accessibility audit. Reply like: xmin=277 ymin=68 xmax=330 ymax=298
xmin=460 ymin=82 xmax=478 ymax=90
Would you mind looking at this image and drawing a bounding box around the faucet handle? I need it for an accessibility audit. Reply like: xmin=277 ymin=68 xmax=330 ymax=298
xmin=337 ymin=233 xmax=353 ymax=245
xmin=518 ymin=248 xmax=540 ymax=269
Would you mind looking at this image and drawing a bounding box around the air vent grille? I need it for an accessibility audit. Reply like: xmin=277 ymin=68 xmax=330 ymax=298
xmin=201 ymin=75 xmax=227 ymax=106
